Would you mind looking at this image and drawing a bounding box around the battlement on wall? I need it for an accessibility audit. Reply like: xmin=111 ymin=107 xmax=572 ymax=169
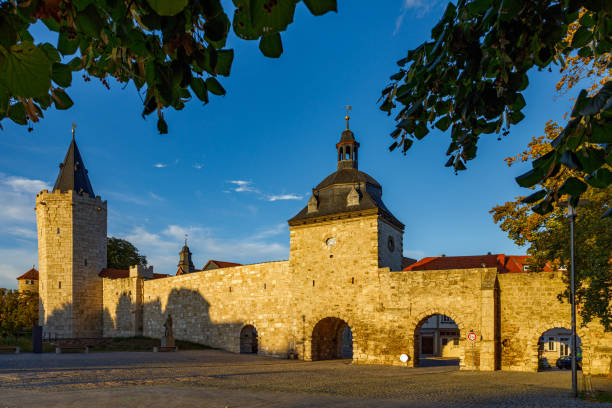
xmin=36 ymin=189 xmax=107 ymax=205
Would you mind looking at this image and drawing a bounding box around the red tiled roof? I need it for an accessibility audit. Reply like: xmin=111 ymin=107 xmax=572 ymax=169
xmin=99 ymin=268 xmax=169 ymax=279
xmin=99 ymin=268 xmax=129 ymax=279
xmin=404 ymin=254 xmax=555 ymax=273
xmin=203 ymin=260 xmax=242 ymax=270
xmin=401 ymin=257 xmax=417 ymax=270
xmin=17 ymin=268 xmax=39 ymax=280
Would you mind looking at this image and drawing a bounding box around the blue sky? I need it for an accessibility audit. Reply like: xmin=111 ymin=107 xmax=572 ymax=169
xmin=0 ymin=1 xmax=580 ymax=288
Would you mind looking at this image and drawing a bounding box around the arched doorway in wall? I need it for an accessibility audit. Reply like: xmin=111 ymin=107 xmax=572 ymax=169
xmin=240 ymin=325 xmax=258 ymax=354
xmin=538 ymin=327 xmax=581 ymax=371
xmin=311 ymin=317 xmax=353 ymax=361
xmin=414 ymin=314 xmax=461 ymax=367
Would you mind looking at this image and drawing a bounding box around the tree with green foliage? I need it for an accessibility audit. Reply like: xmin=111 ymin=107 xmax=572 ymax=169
xmin=0 ymin=0 xmax=337 ymax=133
xmin=107 ymin=236 xmax=147 ymax=269
xmin=0 ymin=288 xmax=38 ymax=336
xmin=380 ymin=0 xmax=611 ymax=215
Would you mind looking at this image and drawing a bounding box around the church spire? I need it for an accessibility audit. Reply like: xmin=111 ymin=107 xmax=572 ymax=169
xmin=53 ymin=125 xmax=95 ymax=197
xmin=336 ymin=106 xmax=359 ymax=170
xmin=178 ymin=237 xmax=195 ymax=274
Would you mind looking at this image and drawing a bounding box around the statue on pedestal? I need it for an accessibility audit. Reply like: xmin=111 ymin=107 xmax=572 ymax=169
xmin=161 ymin=314 xmax=175 ymax=347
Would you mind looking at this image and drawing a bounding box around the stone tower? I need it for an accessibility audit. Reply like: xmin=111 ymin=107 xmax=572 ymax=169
xmin=36 ymin=134 xmax=107 ymax=338
xmin=288 ymin=117 xmax=405 ymax=273
xmin=177 ymin=239 xmax=196 ymax=274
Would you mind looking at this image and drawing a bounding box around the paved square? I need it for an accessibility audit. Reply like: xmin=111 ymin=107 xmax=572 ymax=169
xmin=1 ymin=350 xmax=610 ymax=407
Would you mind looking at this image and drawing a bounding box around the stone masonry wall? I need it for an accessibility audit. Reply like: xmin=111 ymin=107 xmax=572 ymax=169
xmin=103 ymin=277 xmax=140 ymax=337
xmin=377 ymin=219 xmax=403 ymax=271
xmin=36 ymin=190 xmax=106 ymax=338
xmin=498 ymin=272 xmax=611 ymax=375
xmin=141 ymin=261 xmax=293 ymax=355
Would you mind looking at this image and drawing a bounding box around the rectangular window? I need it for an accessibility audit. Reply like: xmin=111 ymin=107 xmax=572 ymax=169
xmin=84 ymin=258 xmax=87 ymax=266
xmin=453 ymin=339 xmax=459 ymax=346
xmin=559 ymin=338 xmax=569 ymax=356
xmin=59 ymin=281 xmax=62 ymax=289
xmin=548 ymin=337 xmax=555 ymax=351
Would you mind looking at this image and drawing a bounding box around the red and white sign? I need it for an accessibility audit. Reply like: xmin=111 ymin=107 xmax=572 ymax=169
xmin=467 ymin=331 xmax=477 ymax=342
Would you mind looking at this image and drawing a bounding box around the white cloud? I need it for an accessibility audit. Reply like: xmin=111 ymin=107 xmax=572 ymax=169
xmin=149 ymin=192 xmax=164 ymax=201
xmin=153 ymin=163 xmax=167 ymax=168
xmin=228 ymin=180 xmax=258 ymax=193
xmin=267 ymin=194 xmax=302 ymax=202
xmin=4 ymin=176 xmax=50 ymax=194
xmin=193 ymin=163 xmax=203 ymax=169
xmin=394 ymin=0 xmax=442 ymax=35
xmin=119 ymin=223 xmax=289 ymax=274
xmin=227 ymin=180 xmax=302 ymax=203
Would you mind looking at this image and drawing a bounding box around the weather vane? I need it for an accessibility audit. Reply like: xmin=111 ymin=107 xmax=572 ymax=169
xmin=184 ymin=234 xmax=188 ymax=246
xmin=345 ymin=105 xmax=352 ymax=129
xmin=72 ymin=122 xmax=77 ymax=139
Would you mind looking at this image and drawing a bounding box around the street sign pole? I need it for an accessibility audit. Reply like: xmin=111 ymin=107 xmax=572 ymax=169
xmin=467 ymin=331 xmax=477 ymax=370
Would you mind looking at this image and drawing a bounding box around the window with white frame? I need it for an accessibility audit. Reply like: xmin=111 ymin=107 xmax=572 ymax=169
xmin=548 ymin=337 xmax=555 ymax=351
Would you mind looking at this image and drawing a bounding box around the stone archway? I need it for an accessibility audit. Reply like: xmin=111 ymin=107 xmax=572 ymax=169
xmin=411 ymin=311 xmax=466 ymax=368
xmin=240 ymin=324 xmax=258 ymax=354
xmin=311 ymin=317 xmax=353 ymax=361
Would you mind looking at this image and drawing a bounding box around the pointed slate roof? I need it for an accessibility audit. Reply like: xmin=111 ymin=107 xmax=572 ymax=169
xmin=53 ymin=137 xmax=95 ymax=196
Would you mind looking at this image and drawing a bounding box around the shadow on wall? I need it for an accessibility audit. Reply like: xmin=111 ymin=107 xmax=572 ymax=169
xmin=104 ymin=287 xmax=257 ymax=354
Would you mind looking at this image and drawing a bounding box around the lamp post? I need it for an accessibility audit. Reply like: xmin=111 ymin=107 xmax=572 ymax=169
xmin=567 ymin=202 xmax=578 ymax=398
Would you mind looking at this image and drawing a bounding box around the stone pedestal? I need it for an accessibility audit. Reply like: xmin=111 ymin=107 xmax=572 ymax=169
xmin=161 ymin=335 xmax=175 ymax=348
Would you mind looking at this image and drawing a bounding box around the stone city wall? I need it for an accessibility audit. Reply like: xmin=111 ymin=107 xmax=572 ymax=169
xmin=498 ymin=271 xmax=611 ymax=375
xmin=141 ymin=261 xmax=294 ymax=355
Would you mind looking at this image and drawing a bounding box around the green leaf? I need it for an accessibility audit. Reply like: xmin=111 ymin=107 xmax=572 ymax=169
xmin=40 ymin=43 xmax=60 ymax=63
xmin=0 ymin=42 xmax=51 ymax=98
xmin=585 ymin=168 xmax=612 ymax=189
xmin=579 ymin=12 xmax=596 ymax=27
xmin=576 ymin=147 xmax=605 ymax=173
xmin=51 ymin=63 xmax=72 ymax=87
xmin=77 ymin=6 xmax=104 ymax=37
xmin=259 ymin=33 xmax=283 ymax=58
xmin=303 ymin=0 xmax=337 ymax=16
xmin=579 ymin=82 xmax=612 ymax=116
xmin=414 ymin=122 xmax=429 ymax=140
xmin=52 ymin=89 xmax=74 ymax=110
xmin=515 ymin=167 xmax=545 ymax=188
xmin=190 ymin=77 xmax=208 ymax=103
xmin=532 ymin=198 xmax=553 ymax=215
xmin=215 ymin=50 xmax=233 ymax=76
xmin=204 ymin=12 xmax=231 ymax=46
xmin=521 ymin=190 xmax=547 ymax=204
xmin=146 ymin=0 xmax=188 ymax=16
xmin=57 ymin=32 xmax=79 ymax=56
xmin=434 ymin=115 xmax=452 ymax=131
xmin=233 ymin=0 xmax=297 ymax=40
xmin=571 ymin=26 xmax=592 ymax=49
xmin=205 ymin=77 xmax=225 ymax=95
xmin=467 ymin=0 xmax=493 ymax=16
xmin=42 ymin=18 xmax=60 ymax=32
xmin=558 ymin=177 xmax=588 ymax=196
xmin=508 ymin=110 xmax=525 ymax=124
xmin=157 ymin=116 xmax=168 ymax=134
xmin=591 ymin=122 xmax=612 ymax=143
xmin=560 ymin=150 xmax=582 ymax=170
xmin=8 ymin=102 xmax=26 ymax=125
xmin=68 ymin=57 xmax=83 ymax=71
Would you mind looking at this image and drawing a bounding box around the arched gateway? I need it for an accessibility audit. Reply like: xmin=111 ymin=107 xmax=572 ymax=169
xmin=240 ymin=325 xmax=258 ymax=354
xmin=311 ymin=317 xmax=353 ymax=361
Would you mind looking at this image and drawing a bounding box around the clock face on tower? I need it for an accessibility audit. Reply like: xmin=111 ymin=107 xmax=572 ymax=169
xmin=387 ymin=236 xmax=395 ymax=252
xmin=325 ymin=237 xmax=336 ymax=247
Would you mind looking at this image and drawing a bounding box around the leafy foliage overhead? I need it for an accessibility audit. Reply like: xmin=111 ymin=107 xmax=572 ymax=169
xmin=381 ymin=0 xmax=611 ymax=214
xmin=0 ymin=0 xmax=336 ymax=133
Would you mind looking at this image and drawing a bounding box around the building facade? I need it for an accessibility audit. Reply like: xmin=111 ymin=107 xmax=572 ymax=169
xmin=35 ymin=123 xmax=611 ymax=375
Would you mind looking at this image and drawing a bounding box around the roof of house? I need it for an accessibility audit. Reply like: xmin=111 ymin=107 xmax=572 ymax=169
xmin=404 ymin=254 xmax=556 ymax=273
xmin=53 ymin=137 xmax=95 ymax=197
xmin=203 ymin=260 xmax=243 ymax=270
xmin=17 ymin=267 xmax=39 ymax=280
xmin=98 ymin=268 xmax=169 ymax=279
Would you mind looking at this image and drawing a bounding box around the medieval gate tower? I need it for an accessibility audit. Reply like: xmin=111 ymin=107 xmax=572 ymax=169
xmin=35 ymin=133 xmax=107 ymax=338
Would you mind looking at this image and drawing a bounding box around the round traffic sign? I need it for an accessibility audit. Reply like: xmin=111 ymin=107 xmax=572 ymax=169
xmin=467 ymin=331 xmax=477 ymax=342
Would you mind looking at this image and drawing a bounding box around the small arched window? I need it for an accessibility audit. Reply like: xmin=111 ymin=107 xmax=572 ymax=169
xmin=346 ymin=146 xmax=351 ymax=160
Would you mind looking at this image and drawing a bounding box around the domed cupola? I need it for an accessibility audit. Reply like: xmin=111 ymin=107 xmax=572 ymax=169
xmin=336 ymin=114 xmax=359 ymax=170
xmin=288 ymin=111 xmax=403 ymax=231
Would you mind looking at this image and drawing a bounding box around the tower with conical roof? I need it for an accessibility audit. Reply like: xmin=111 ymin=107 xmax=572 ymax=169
xmin=36 ymin=127 xmax=107 ymax=338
